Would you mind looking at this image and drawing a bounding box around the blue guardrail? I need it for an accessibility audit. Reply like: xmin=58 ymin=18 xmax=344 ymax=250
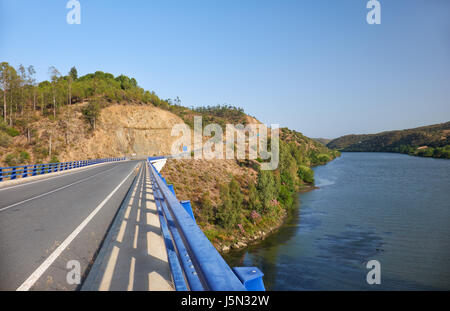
xmin=147 ymin=157 xmax=265 ymax=291
xmin=0 ymin=157 xmax=126 ymax=182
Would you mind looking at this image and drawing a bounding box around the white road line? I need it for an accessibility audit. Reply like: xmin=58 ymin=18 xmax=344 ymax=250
xmin=0 ymin=162 xmax=117 ymax=192
xmin=0 ymin=165 xmax=119 ymax=213
xmin=16 ymin=166 xmax=137 ymax=291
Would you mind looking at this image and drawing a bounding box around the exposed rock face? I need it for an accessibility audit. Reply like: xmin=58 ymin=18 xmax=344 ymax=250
xmin=61 ymin=104 xmax=185 ymax=160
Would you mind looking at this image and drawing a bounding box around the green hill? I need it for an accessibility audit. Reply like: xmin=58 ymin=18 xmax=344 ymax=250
xmin=327 ymin=122 xmax=450 ymax=159
xmin=313 ymin=138 xmax=332 ymax=146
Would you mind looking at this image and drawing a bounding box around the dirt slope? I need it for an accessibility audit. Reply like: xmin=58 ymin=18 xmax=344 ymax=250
xmin=61 ymin=104 xmax=185 ymax=160
xmin=0 ymin=103 xmax=187 ymax=166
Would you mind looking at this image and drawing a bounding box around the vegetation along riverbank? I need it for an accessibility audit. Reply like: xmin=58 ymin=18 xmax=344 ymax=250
xmin=162 ymin=128 xmax=340 ymax=253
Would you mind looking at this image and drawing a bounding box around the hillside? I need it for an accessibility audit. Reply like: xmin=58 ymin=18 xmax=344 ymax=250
xmin=1 ymin=62 xmax=340 ymax=252
xmin=313 ymin=138 xmax=331 ymax=145
xmin=0 ymin=103 xmax=186 ymax=166
xmin=162 ymin=127 xmax=340 ymax=251
xmin=327 ymin=122 xmax=450 ymax=159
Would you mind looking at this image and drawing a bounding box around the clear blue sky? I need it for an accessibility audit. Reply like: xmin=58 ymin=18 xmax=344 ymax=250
xmin=1 ymin=0 xmax=449 ymax=138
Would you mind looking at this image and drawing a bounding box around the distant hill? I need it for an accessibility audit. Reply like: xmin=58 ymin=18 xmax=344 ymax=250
xmin=313 ymin=138 xmax=332 ymax=146
xmin=327 ymin=122 xmax=450 ymax=159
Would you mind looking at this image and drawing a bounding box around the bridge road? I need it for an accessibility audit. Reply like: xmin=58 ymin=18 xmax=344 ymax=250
xmin=82 ymin=162 xmax=174 ymax=291
xmin=0 ymin=160 xmax=141 ymax=290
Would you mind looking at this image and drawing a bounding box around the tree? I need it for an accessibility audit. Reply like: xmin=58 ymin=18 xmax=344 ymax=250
xmin=27 ymin=65 xmax=37 ymax=111
xmin=0 ymin=64 xmax=168 ymax=133
xmin=82 ymin=101 xmax=101 ymax=130
xmin=216 ymin=180 xmax=242 ymax=229
xmin=48 ymin=66 xmax=60 ymax=118
xmin=69 ymin=66 xmax=78 ymax=81
xmin=0 ymin=62 xmax=13 ymax=122
xmin=7 ymin=66 xmax=19 ymax=126
xmin=67 ymin=74 xmax=73 ymax=106
xmin=64 ymin=69 xmax=75 ymax=145
xmin=257 ymin=170 xmax=276 ymax=212
xmin=38 ymin=80 xmax=51 ymax=115
xmin=18 ymin=64 xmax=27 ymax=116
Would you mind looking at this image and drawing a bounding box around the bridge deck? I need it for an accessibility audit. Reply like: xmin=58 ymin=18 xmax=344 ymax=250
xmin=82 ymin=163 xmax=174 ymax=291
xmin=0 ymin=160 xmax=139 ymax=290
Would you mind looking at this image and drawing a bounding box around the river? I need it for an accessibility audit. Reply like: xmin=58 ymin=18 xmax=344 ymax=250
xmin=224 ymin=152 xmax=450 ymax=290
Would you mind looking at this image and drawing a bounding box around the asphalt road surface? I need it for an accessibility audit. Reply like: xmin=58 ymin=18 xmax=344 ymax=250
xmin=0 ymin=160 xmax=141 ymax=291
xmin=81 ymin=162 xmax=173 ymax=291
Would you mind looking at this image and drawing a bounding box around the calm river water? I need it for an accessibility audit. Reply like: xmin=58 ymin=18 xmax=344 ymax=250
xmin=224 ymin=152 xmax=450 ymax=290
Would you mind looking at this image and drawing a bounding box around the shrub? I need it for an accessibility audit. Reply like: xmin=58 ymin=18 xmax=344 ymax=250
xmin=418 ymin=148 xmax=434 ymax=157
xmin=33 ymin=146 xmax=49 ymax=159
xmin=216 ymin=181 xmax=241 ymax=230
xmin=198 ymin=192 xmax=214 ymax=222
xmin=228 ymin=178 xmax=243 ymax=208
xmin=257 ymin=170 xmax=277 ymax=212
xmin=298 ymin=165 xmax=314 ymax=184
xmin=248 ymin=182 xmax=262 ymax=213
xmin=204 ymin=229 xmax=222 ymax=242
xmin=278 ymin=184 xmax=294 ymax=208
xmin=4 ymin=154 xmax=17 ymax=166
xmin=20 ymin=151 xmax=30 ymax=162
xmin=4 ymin=151 xmax=30 ymax=166
xmin=5 ymin=127 xmax=20 ymax=137
xmin=0 ymin=131 xmax=12 ymax=147
xmin=0 ymin=121 xmax=20 ymax=137
xmin=432 ymin=146 xmax=450 ymax=159
xmin=250 ymin=210 xmax=262 ymax=224
xmin=317 ymin=153 xmax=332 ymax=163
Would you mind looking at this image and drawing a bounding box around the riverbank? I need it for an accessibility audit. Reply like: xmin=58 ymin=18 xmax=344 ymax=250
xmin=161 ymin=134 xmax=340 ymax=255
xmin=216 ymin=182 xmax=319 ymax=254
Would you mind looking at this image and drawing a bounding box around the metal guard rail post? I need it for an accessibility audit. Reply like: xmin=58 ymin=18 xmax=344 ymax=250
xmin=147 ymin=158 xmax=265 ymax=291
xmin=0 ymin=157 xmax=127 ymax=182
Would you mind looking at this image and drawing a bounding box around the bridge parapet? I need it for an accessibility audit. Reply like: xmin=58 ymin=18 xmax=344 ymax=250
xmin=0 ymin=157 xmax=127 ymax=182
xmin=147 ymin=158 xmax=265 ymax=291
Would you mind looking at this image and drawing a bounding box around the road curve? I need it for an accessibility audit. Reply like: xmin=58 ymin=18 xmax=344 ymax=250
xmin=0 ymin=160 xmax=140 ymax=291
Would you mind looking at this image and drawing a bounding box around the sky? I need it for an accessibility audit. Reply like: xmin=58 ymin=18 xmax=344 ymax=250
xmin=0 ymin=0 xmax=449 ymax=138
